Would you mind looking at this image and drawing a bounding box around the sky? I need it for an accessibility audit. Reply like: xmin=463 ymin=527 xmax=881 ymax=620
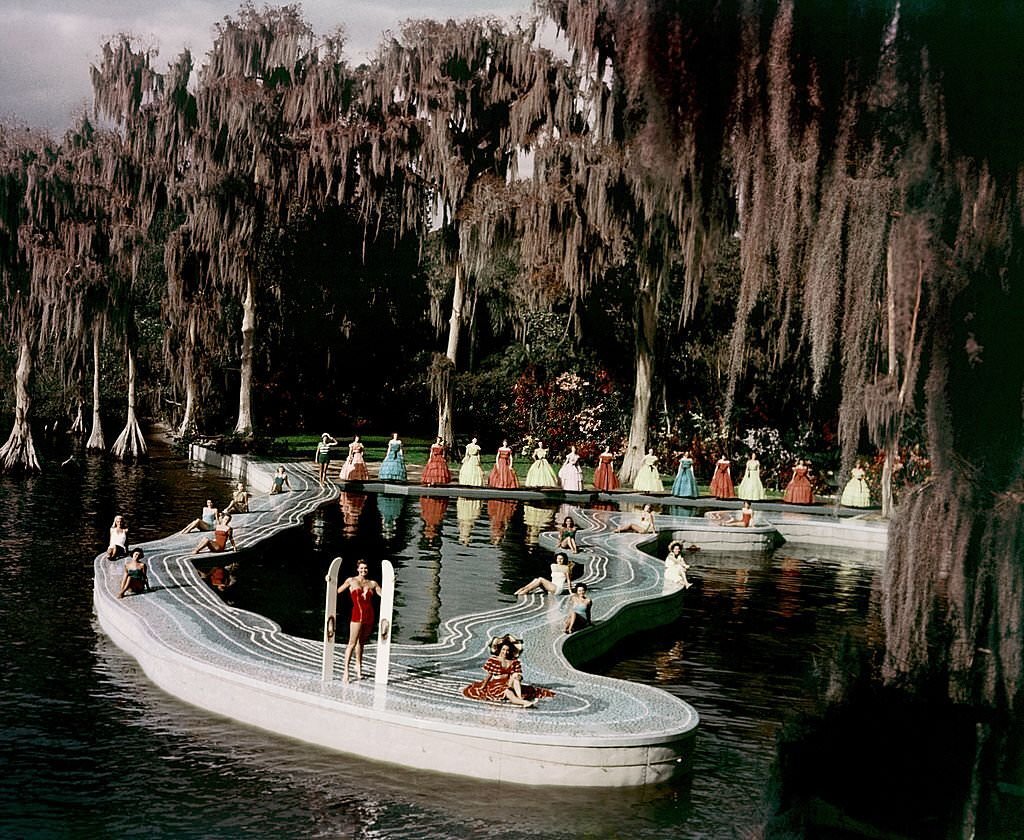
xmin=0 ymin=1 xmax=530 ymax=133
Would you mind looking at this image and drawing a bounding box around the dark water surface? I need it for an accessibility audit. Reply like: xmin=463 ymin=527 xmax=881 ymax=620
xmin=0 ymin=440 xmax=885 ymax=838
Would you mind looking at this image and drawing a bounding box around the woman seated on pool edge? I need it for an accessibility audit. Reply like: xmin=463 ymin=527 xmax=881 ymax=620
xmin=557 ymin=516 xmax=580 ymax=553
xmin=515 ymin=552 xmax=574 ymax=596
xmin=564 ymin=583 xmax=592 ymax=634
xmin=118 ymin=548 xmax=149 ymax=598
xmin=192 ymin=513 xmax=237 ymax=555
xmin=614 ymin=504 xmax=656 ymax=534
xmin=462 ymin=634 xmax=554 ymax=708
xmin=180 ymin=499 xmax=219 ymax=534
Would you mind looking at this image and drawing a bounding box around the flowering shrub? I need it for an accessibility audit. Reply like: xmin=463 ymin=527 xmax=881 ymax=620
xmin=503 ymin=365 xmax=627 ymax=462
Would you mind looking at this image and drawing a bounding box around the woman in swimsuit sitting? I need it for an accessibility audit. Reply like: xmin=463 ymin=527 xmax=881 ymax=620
xmin=515 ymin=552 xmax=574 ymax=596
xmin=337 ymin=561 xmax=383 ymax=683
xmin=269 ymin=466 xmax=291 ymax=495
xmin=106 ymin=515 xmax=129 ymax=559
xmin=180 ymin=499 xmax=219 ymax=534
xmin=192 ymin=513 xmax=237 ymax=555
xmin=614 ymin=504 xmax=656 ymax=534
xmin=223 ymin=482 xmax=249 ymax=515
xmin=563 ymin=583 xmax=593 ymax=633
xmin=557 ymin=516 xmax=580 ymax=553
xmin=118 ymin=548 xmax=149 ymax=598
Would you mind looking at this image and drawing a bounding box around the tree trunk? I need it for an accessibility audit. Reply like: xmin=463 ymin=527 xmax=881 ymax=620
xmin=0 ymin=338 xmax=41 ymax=472
xmin=619 ymin=277 xmax=661 ymax=483
xmin=178 ymin=314 xmax=198 ymax=438
xmin=86 ymin=322 xmax=106 ymax=450
xmin=880 ymin=447 xmax=897 ymax=517
xmin=436 ymin=262 xmax=466 ymax=448
xmin=111 ymin=345 xmax=147 ymax=460
xmin=70 ymin=397 xmax=85 ymax=435
xmin=234 ymin=274 xmax=256 ymax=436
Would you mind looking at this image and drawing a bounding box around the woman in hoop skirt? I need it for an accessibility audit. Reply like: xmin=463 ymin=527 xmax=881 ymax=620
xmin=709 ymin=455 xmax=735 ymax=499
xmin=462 ymin=635 xmax=554 ymax=707
xmin=336 ymin=560 xmax=382 ymax=683
xmin=339 ymin=436 xmax=369 ymax=481
xmin=421 ymin=436 xmax=451 ymax=486
xmin=671 ymin=452 xmax=698 ymax=497
xmin=840 ymin=461 xmax=871 ymax=507
xmin=458 ymin=437 xmax=484 ymax=486
xmin=632 ymin=449 xmax=662 ymax=493
xmin=736 ymin=452 xmax=766 ymax=500
xmin=378 ymin=433 xmax=407 ymax=481
xmin=488 ymin=439 xmax=519 ymax=489
xmin=593 ymin=446 xmax=620 ymax=491
xmin=783 ymin=459 xmax=815 ymax=504
xmin=525 ymin=442 xmax=559 ymax=488
xmin=558 ymin=445 xmax=583 ymax=491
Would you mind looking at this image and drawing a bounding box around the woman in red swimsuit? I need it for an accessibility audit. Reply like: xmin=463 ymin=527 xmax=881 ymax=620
xmin=337 ymin=561 xmax=382 ymax=683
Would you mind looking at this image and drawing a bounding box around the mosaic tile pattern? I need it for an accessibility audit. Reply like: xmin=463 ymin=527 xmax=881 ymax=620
xmin=95 ymin=458 xmax=700 ymax=754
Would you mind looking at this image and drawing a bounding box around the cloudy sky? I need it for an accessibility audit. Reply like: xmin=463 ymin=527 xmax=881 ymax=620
xmin=0 ymin=1 xmax=530 ymax=132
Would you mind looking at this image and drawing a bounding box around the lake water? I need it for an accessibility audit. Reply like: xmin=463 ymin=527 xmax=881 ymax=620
xmin=0 ymin=438 xmax=887 ymax=838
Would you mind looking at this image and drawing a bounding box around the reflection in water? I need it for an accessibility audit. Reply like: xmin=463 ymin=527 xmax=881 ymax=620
xmin=776 ymin=556 xmax=801 ymax=620
xmin=15 ymin=443 xmax=991 ymax=837
xmin=733 ymin=568 xmax=750 ymax=614
xmin=310 ymin=510 xmax=327 ymax=549
xmin=487 ymin=498 xmax=517 ymax=544
xmin=456 ymin=497 xmax=481 ymax=545
xmin=418 ymin=496 xmax=448 ymax=545
xmin=523 ymin=504 xmax=554 ymax=546
xmin=339 ymin=491 xmax=366 ymax=534
xmin=377 ymin=494 xmax=403 ymax=541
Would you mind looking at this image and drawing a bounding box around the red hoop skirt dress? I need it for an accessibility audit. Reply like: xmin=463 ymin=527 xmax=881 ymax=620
xmin=462 ymin=656 xmax=555 ymax=703
xmin=709 ymin=459 xmax=735 ymax=499
xmin=783 ymin=465 xmax=814 ymax=504
xmin=421 ymin=443 xmax=451 ymax=485
xmin=488 ymin=446 xmax=519 ymax=489
xmin=593 ymin=453 xmax=620 ymax=491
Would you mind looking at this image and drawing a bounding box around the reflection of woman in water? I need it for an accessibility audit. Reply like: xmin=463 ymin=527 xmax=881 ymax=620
xmin=456 ymin=497 xmax=481 ymax=545
xmin=337 ymin=561 xmax=382 ymax=683
xmin=419 ymin=496 xmax=449 ymax=541
xmin=462 ymin=635 xmax=553 ymax=707
xmin=487 ymin=498 xmax=516 ymax=544
xmin=523 ymin=504 xmax=554 ymax=546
